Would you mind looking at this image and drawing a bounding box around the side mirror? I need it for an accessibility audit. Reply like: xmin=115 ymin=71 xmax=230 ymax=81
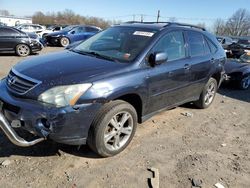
xmin=148 ymin=52 xmax=168 ymax=67
xmin=71 ymin=31 xmax=75 ymax=34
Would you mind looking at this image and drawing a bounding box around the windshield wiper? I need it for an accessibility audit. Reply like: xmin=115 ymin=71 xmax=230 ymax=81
xmin=71 ymin=49 xmax=119 ymax=63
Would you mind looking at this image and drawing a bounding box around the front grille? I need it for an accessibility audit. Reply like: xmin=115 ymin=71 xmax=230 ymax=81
xmin=6 ymin=70 xmax=40 ymax=95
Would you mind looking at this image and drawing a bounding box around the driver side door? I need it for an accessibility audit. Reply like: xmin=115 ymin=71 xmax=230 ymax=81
xmin=145 ymin=30 xmax=191 ymax=114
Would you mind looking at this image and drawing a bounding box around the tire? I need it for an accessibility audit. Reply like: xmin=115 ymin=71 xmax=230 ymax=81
xmin=60 ymin=37 xmax=70 ymax=47
xmin=88 ymin=100 xmax=137 ymax=157
xmin=16 ymin=44 xmax=30 ymax=57
xmin=239 ymin=74 xmax=250 ymax=90
xmin=194 ymin=78 xmax=218 ymax=109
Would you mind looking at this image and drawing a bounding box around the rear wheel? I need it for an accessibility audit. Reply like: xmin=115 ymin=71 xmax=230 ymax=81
xmin=239 ymin=75 xmax=250 ymax=90
xmin=194 ymin=78 xmax=217 ymax=109
xmin=16 ymin=44 xmax=30 ymax=57
xmin=88 ymin=100 xmax=137 ymax=157
xmin=60 ymin=37 xmax=70 ymax=47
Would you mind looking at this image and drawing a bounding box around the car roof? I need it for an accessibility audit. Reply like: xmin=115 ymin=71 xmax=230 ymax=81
xmin=115 ymin=22 xmax=206 ymax=32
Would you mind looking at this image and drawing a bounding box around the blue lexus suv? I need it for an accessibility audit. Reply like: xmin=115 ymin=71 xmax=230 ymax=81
xmin=0 ymin=22 xmax=226 ymax=157
xmin=44 ymin=25 xmax=101 ymax=47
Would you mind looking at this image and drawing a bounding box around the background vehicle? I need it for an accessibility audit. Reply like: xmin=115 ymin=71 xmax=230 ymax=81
xmin=224 ymin=52 xmax=250 ymax=90
xmin=37 ymin=25 xmax=67 ymax=38
xmin=0 ymin=22 xmax=225 ymax=157
xmin=15 ymin=24 xmax=46 ymax=34
xmin=0 ymin=26 xmax=43 ymax=56
xmin=44 ymin=25 xmax=101 ymax=47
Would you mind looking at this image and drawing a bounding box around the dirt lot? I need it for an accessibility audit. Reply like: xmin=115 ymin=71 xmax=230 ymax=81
xmin=0 ymin=47 xmax=249 ymax=188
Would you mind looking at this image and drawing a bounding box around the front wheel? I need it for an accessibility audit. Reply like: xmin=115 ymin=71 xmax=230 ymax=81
xmin=60 ymin=37 xmax=70 ymax=47
xmin=239 ymin=75 xmax=250 ymax=90
xmin=88 ymin=100 xmax=137 ymax=157
xmin=194 ymin=78 xmax=218 ymax=109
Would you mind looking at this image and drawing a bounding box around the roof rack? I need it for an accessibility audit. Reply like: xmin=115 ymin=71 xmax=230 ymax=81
xmin=124 ymin=21 xmax=206 ymax=31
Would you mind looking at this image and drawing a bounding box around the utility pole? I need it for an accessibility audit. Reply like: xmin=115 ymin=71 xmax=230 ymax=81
xmin=133 ymin=14 xmax=135 ymax=21
xmin=141 ymin=14 xmax=144 ymax=22
xmin=157 ymin=10 xmax=160 ymax=23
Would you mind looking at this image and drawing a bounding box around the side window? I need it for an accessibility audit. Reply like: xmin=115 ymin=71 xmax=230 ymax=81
xmin=153 ymin=31 xmax=186 ymax=61
xmin=187 ymin=31 xmax=205 ymax=57
xmin=86 ymin=27 xmax=99 ymax=32
xmin=203 ymin=37 xmax=211 ymax=55
xmin=54 ymin=27 xmax=61 ymax=31
xmin=206 ymin=38 xmax=217 ymax=54
xmin=74 ymin=27 xmax=85 ymax=34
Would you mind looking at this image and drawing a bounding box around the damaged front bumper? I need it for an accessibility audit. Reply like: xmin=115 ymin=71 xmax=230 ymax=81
xmin=0 ymin=108 xmax=45 ymax=147
xmin=0 ymin=81 xmax=102 ymax=147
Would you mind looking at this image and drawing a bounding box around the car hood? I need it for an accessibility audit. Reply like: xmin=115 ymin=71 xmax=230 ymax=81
xmin=225 ymin=60 xmax=250 ymax=74
xmin=13 ymin=50 xmax=127 ymax=88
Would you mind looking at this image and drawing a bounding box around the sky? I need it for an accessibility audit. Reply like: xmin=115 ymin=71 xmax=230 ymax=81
xmin=1 ymin=0 xmax=250 ymax=28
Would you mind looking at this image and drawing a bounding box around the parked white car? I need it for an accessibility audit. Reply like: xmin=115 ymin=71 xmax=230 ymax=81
xmin=37 ymin=25 xmax=66 ymax=38
xmin=15 ymin=24 xmax=46 ymax=34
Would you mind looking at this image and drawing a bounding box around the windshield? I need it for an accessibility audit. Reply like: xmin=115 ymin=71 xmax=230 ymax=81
xmin=61 ymin=25 xmax=75 ymax=32
xmin=73 ymin=26 xmax=158 ymax=62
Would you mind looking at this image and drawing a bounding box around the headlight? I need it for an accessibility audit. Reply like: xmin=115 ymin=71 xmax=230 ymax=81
xmin=38 ymin=83 xmax=92 ymax=107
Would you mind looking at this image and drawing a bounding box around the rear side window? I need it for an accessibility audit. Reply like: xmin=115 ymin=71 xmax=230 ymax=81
xmin=206 ymin=38 xmax=217 ymax=54
xmin=187 ymin=31 xmax=205 ymax=57
xmin=86 ymin=27 xmax=99 ymax=32
xmin=153 ymin=31 xmax=186 ymax=61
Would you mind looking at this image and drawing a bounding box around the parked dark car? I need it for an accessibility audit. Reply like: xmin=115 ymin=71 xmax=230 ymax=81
xmin=0 ymin=26 xmax=43 ymax=56
xmin=44 ymin=25 xmax=101 ymax=47
xmin=0 ymin=22 xmax=226 ymax=157
xmin=217 ymin=36 xmax=246 ymax=58
xmin=224 ymin=52 xmax=250 ymax=89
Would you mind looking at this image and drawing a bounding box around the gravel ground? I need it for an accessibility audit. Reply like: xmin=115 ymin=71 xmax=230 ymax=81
xmin=0 ymin=47 xmax=249 ymax=188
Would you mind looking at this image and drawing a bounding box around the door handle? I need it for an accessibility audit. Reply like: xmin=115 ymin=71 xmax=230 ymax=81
xmin=184 ymin=64 xmax=191 ymax=70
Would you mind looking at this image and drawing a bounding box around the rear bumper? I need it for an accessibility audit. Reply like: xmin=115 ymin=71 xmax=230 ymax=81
xmin=0 ymin=80 xmax=102 ymax=146
xmin=30 ymin=40 xmax=43 ymax=52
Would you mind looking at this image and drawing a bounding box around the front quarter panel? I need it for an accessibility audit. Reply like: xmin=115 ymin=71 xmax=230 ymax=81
xmin=77 ymin=67 xmax=148 ymax=112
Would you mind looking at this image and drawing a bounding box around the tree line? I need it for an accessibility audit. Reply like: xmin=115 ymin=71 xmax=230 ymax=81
xmin=32 ymin=9 xmax=115 ymax=29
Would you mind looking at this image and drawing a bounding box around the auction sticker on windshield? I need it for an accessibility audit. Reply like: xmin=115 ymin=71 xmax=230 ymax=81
xmin=133 ymin=31 xmax=154 ymax=37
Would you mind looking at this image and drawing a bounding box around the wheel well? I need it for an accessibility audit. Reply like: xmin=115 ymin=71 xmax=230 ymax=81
xmin=115 ymin=94 xmax=143 ymax=123
xmin=211 ymin=72 xmax=221 ymax=86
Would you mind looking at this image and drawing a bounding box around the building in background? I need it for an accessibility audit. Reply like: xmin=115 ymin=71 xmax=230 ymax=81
xmin=0 ymin=16 xmax=32 ymax=26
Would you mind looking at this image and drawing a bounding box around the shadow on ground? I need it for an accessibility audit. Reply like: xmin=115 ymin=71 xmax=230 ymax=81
xmin=0 ymin=133 xmax=101 ymax=159
xmin=219 ymin=86 xmax=250 ymax=103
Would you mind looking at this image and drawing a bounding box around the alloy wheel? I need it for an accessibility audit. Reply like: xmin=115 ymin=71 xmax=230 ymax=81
xmin=204 ymin=82 xmax=216 ymax=105
xmin=17 ymin=44 xmax=30 ymax=56
xmin=104 ymin=111 xmax=133 ymax=151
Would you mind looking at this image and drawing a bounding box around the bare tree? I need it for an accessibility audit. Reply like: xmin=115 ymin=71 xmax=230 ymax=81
xmin=0 ymin=9 xmax=10 ymax=16
xmin=225 ymin=9 xmax=250 ymax=36
xmin=168 ymin=17 xmax=178 ymax=22
xmin=213 ymin=18 xmax=226 ymax=36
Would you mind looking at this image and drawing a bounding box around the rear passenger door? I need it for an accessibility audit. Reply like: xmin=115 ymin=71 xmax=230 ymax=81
xmin=186 ymin=31 xmax=214 ymax=97
xmin=146 ymin=30 xmax=191 ymax=114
